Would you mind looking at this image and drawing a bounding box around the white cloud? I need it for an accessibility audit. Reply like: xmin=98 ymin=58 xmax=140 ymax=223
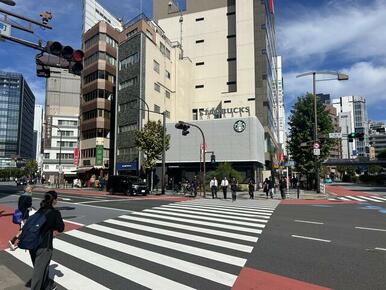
xmin=278 ymin=0 xmax=386 ymax=66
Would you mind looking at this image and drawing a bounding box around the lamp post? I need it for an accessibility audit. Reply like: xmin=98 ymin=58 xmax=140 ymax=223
xmin=44 ymin=122 xmax=62 ymax=187
xmin=296 ymin=71 xmax=349 ymax=193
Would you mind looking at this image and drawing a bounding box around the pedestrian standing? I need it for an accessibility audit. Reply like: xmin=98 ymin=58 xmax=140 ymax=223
xmin=230 ymin=177 xmax=238 ymax=201
xmin=191 ymin=176 xmax=198 ymax=197
xmin=210 ymin=177 xmax=218 ymax=199
xmin=9 ymin=185 xmax=33 ymax=250
xmin=220 ymin=177 xmax=229 ymax=199
xmin=248 ymin=178 xmax=255 ymax=199
xmin=263 ymin=178 xmax=270 ymax=199
xmin=268 ymin=177 xmax=274 ymax=199
xmin=279 ymin=177 xmax=286 ymax=199
xmin=24 ymin=191 xmax=65 ymax=290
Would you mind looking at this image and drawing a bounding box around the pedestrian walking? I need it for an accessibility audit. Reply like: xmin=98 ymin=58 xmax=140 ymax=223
xmin=191 ymin=176 xmax=198 ymax=197
xmin=19 ymin=191 xmax=65 ymax=290
xmin=268 ymin=177 xmax=274 ymax=199
xmin=279 ymin=177 xmax=286 ymax=199
xmin=210 ymin=177 xmax=218 ymax=199
xmin=9 ymin=185 xmax=33 ymax=251
xmin=220 ymin=177 xmax=229 ymax=199
xmin=263 ymin=178 xmax=270 ymax=199
xmin=248 ymin=178 xmax=255 ymax=199
xmin=230 ymin=177 xmax=238 ymax=201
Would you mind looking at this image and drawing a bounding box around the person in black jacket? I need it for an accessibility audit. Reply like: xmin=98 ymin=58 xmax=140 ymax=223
xmin=9 ymin=185 xmax=33 ymax=250
xmin=29 ymin=190 xmax=65 ymax=290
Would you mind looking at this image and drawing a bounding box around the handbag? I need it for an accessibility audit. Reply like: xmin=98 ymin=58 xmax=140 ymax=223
xmin=12 ymin=209 xmax=23 ymax=224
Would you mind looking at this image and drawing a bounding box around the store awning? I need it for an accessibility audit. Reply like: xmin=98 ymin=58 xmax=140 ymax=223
xmin=72 ymin=167 xmax=93 ymax=174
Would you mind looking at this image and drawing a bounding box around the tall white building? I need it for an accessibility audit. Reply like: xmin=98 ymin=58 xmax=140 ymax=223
xmin=332 ymin=96 xmax=368 ymax=157
xmin=274 ymin=56 xmax=286 ymax=153
xmin=82 ymin=0 xmax=122 ymax=33
xmin=33 ymin=104 xmax=44 ymax=171
xmin=42 ymin=68 xmax=81 ymax=184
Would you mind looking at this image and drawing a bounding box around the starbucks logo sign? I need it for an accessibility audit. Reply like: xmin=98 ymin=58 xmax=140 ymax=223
xmin=233 ymin=120 xmax=246 ymax=133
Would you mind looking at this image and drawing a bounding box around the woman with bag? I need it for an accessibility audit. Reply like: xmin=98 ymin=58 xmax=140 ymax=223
xmin=8 ymin=185 xmax=33 ymax=250
xmin=24 ymin=190 xmax=65 ymax=290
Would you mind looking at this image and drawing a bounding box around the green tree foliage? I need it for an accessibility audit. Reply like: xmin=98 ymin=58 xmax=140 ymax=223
xmin=206 ymin=162 xmax=242 ymax=183
xmin=288 ymin=93 xmax=335 ymax=175
xmin=336 ymin=165 xmax=356 ymax=176
xmin=24 ymin=160 xmax=38 ymax=179
xmin=368 ymin=165 xmax=383 ymax=175
xmin=377 ymin=149 xmax=386 ymax=159
xmin=135 ymin=120 xmax=170 ymax=172
xmin=0 ymin=168 xmax=24 ymax=180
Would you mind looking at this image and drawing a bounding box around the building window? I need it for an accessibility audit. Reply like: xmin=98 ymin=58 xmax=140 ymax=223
xmin=120 ymin=52 xmax=139 ymax=70
xmin=127 ymin=28 xmax=138 ymax=38
xmin=195 ymin=17 xmax=204 ymax=21
xmin=227 ymin=57 xmax=236 ymax=61
xmin=165 ymin=70 xmax=171 ymax=79
xmin=227 ymin=81 xmax=236 ymax=85
xmin=153 ymin=60 xmax=160 ymax=73
xmin=165 ymin=90 xmax=170 ymax=99
xmin=196 ymin=62 xmax=204 ymax=66
xmin=224 ymin=100 xmax=231 ymax=104
xmin=154 ymin=104 xmax=160 ymax=113
xmin=119 ymin=77 xmax=138 ymax=90
xmin=226 ymin=11 xmax=235 ymax=16
xmin=248 ymin=98 xmax=255 ymax=101
xmin=154 ymin=83 xmax=160 ymax=92
xmin=44 ymin=153 xmax=50 ymax=159
xmin=160 ymin=43 xmax=171 ymax=59
xmin=119 ymin=100 xmax=137 ymax=112
xmin=227 ymin=34 xmax=236 ymax=39
xmin=195 ymin=85 xmax=204 ymax=89
xmin=106 ymin=35 xmax=117 ymax=48
xmin=118 ymin=123 xmax=137 ymax=133
xmin=196 ymin=39 xmax=204 ymax=43
xmin=165 ymin=110 xmax=170 ymax=119
xmin=192 ymin=109 xmax=198 ymax=120
xmin=58 ymin=120 xmax=77 ymax=126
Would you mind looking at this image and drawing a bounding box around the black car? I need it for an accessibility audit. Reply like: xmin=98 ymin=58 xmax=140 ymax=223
xmin=16 ymin=177 xmax=28 ymax=186
xmin=107 ymin=175 xmax=149 ymax=196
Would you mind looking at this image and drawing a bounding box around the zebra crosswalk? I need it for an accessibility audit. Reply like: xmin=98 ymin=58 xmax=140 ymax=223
xmin=329 ymin=195 xmax=386 ymax=203
xmin=6 ymin=198 xmax=279 ymax=290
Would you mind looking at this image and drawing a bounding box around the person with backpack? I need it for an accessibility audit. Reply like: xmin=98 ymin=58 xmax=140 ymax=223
xmin=18 ymin=190 xmax=64 ymax=290
xmin=8 ymin=185 xmax=33 ymax=251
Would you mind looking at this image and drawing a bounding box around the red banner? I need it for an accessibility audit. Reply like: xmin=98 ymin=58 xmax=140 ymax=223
xmin=73 ymin=147 xmax=79 ymax=166
xmin=269 ymin=0 xmax=274 ymax=14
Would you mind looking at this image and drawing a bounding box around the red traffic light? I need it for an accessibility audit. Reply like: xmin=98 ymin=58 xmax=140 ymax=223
xmin=72 ymin=50 xmax=84 ymax=62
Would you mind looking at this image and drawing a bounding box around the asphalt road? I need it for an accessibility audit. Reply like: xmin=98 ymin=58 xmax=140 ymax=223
xmin=248 ymin=202 xmax=386 ymax=290
xmin=330 ymin=182 xmax=386 ymax=196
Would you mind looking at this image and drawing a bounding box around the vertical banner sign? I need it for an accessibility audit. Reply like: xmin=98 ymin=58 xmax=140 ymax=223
xmin=269 ymin=0 xmax=275 ymax=14
xmin=96 ymin=145 xmax=104 ymax=166
xmin=73 ymin=147 xmax=79 ymax=166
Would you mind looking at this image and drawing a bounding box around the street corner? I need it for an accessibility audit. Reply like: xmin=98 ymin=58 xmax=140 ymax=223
xmin=325 ymin=185 xmax=373 ymax=197
xmin=0 ymin=205 xmax=19 ymax=251
xmin=232 ymin=267 xmax=332 ymax=290
xmin=280 ymin=199 xmax=357 ymax=205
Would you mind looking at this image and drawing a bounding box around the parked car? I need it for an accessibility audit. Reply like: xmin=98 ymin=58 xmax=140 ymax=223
xmin=107 ymin=175 xmax=149 ymax=196
xmin=324 ymin=177 xmax=333 ymax=184
xmin=16 ymin=177 xmax=27 ymax=186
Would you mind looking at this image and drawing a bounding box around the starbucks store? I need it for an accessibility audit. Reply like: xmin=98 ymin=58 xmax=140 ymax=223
xmin=162 ymin=116 xmax=266 ymax=188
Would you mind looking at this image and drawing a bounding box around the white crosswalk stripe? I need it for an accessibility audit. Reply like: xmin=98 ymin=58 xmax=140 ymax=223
xmin=6 ymin=199 xmax=279 ymax=290
xmin=333 ymin=195 xmax=386 ymax=203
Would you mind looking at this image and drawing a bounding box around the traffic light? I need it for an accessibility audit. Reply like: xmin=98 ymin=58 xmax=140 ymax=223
xmin=348 ymin=132 xmax=365 ymax=141
xmin=36 ymin=41 xmax=84 ymax=77
xmin=357 ymin=132 xmax=365 ymax=141
xmin=210 ymin=154 xmax=216 ymax=164
xmin=175 ymin=121 xmax=190 ymax=136
xmin=348 ymin=132 xmax=357 ymax=138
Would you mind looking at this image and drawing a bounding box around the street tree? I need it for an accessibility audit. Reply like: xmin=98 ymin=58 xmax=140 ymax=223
xmin=288 ymin=93 xmax=335 ymax=188
xmin=135 ymin=120 xmax=170 ymax=185
xmin=377 ymin=149 xmax=386 ymax=160
xmin=24 ymin=160 xmax=38 ymax=180
xmin=206 ymin=162 xmax=242 ymax=184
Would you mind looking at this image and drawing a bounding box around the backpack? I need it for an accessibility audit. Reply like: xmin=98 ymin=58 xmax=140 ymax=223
xmin=18 ymin=211 xmax=47 ymax=250
xmin=12 ymin=209 xmax=23 ymax=224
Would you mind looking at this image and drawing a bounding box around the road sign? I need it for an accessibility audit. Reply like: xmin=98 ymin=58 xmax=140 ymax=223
xmin=0 ymin=20 xmax=11 ymax=37
xmin=313 ymin=149 xmax=320 ymax=156
xmin=329 ymin=132 xmax=342 ymax=139
xmin=284 ymin=160 xmax=295 ymax=167
xmin=313 ymin=142 xmax=320 ymax=149
xmin=320 ymin=183 xmax=326 ymax=194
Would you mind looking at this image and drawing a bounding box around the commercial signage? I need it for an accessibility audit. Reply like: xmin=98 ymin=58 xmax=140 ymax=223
xmin=313 ymin=149 xmax=320 ymax=156
xmin=73 ymin=147 xmax=79 ymax=166
xmin=116 ymin=162 xmax=137 ymax=171
xmin=233 ymin=120 xmax=246 ymax=133
xmin=313 ymin=142 xmax=320 ymax=149
xmin=0 ymin=21 xmax=11 ymax=37
xmin=329 ymin=132 xmax=342 ymax=139
xmin=197 ymin=102 xmax=251 ymax=119
xmin=96 ymin=145 xmax=104 ymax=166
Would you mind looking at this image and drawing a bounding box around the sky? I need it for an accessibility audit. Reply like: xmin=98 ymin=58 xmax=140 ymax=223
xmin=0 ymin=0 xmax=385 ymax=123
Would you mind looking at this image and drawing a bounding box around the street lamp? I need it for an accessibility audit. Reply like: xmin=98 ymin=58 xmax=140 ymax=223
xmin=296 ymin=71 xmax=349 ymax=193
xmin=43 ymin=122 xmax=62 ymax=187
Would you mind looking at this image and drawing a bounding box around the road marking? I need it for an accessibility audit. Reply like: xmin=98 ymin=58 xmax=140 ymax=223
xmin=173 ymin=204 xmax=274 ymax=214
xmin=375 ymin=247 xmax=386 ymax=251
xmin=291 ymin=235 xmax=331 ymax=243
xmin=63 ymin=220 xmax=85 ymax=226
xmin=143 ymin=208 xmax=269 ymax=226
xmin=59 ymin=201 xmax=132 ymax=213
xmin=337 ymin=197 xmax=350 ymax=201
xmin=355 ymin=226 xmax=386 ymax=232
xmin=119 ymin=215 xmax=259 ymax=242
xmin=359 ymin=196 xmax=383 ymax=203
xmin=346 ymin=196 xmax=367 ymax=202
xmin=294 ymin=219 xmax=324 ymax=225
xmin=7 ymin=249 xmax=110 ymax=290
xmin=61 ymin=198 xmax=72 ymax=201
xmin=76 ymin=198 xmax=131 ymax=204
xmin=66 ymin=230 xmax=238 ymax=287
xmin=88 ymin=224 xmax=247 ymax=267
xmin=54 ymin=239 xmax=196 ymax=290
xmin=104 ymin=219 xmax=254 ymax=253
xmin=370 ymin=196 xmax=386 ymax=201
xmin=132 ymin=211 xmax=265 ymax=233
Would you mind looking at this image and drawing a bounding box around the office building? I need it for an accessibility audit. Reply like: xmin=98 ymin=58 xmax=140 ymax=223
xmin=317 ymin=93 xmax=331 ymax=105
xmin=369 ymin=120 xmax=386 ymax=158
xmin=42 ymin=68 xmax=80 ymax=184
xmin=325 ymin=104 xmax=341 ymax=159
xmin=332 ymin=96 xmax=368 ymax=157
xmin=0 ymin=71 xmax=35 ymax=168
xmin=34 ymin=104 xmax=44 ymax=171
